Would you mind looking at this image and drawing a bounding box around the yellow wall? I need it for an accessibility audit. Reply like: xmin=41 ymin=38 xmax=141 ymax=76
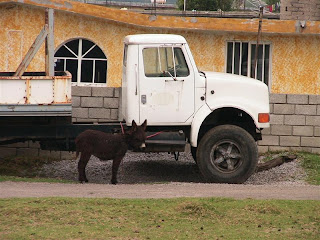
xmin=0 ymin=2 xmax=319 ymax=94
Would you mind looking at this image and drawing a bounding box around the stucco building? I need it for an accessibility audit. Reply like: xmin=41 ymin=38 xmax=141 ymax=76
xmin=0 ymin=0 xmax=319 ymax=155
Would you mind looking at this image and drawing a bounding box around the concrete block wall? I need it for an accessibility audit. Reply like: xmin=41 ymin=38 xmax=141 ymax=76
xmin=72 ymin=86 xmax=120 ymax=123
xmin=280 ymin=0 xmax=320 ymax=21
xmin=258 ymin=94 xmax=320 ymax=154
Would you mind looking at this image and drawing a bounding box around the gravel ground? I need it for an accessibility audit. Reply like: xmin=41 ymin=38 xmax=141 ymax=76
xmin=38 ymin=151 xmax=308 ymax=186
xmin=2 ymin=151 xmax=319 ymax=199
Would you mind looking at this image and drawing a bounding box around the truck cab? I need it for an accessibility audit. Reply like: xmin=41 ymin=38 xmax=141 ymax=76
xmin=121 ymin=34 xmax=270 ymax=183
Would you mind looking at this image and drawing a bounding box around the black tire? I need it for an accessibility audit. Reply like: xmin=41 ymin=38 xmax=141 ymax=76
xmin=197 ymin=125 xmax=258 ymax=184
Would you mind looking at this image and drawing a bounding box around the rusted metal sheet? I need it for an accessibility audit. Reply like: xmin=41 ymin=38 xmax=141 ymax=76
xmin=0 ymin=71 xmax=71 ymax=116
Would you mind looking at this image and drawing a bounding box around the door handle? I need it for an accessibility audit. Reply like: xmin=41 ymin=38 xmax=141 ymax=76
xmin=165 ymin=79 xmax=184 ymax=82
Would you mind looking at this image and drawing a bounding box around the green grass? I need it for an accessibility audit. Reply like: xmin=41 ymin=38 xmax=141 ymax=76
xmin=298 ymin=152 xmax=320 ymax=185
xmin=0 ymin=197 xmax=319 ymax=240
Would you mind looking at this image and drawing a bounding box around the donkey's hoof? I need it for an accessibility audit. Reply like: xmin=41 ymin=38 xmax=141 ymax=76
xmin=111 ymin=179 xmax=118 ymax=185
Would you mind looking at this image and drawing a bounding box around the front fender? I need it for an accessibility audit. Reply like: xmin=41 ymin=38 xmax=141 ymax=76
xmin=190 ymin=104 xmax=211 ymax=147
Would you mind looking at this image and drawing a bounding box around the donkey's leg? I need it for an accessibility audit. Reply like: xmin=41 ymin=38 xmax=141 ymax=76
xmin=78 ymin=152 xmax=91 ymax=183
xmin=111 ymin=157 xmax=123 ymax=185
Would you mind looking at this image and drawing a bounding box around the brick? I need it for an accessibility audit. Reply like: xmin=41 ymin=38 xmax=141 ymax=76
xmin=72 ymin=108 xmax=88 ymax=118
xmin=271 ymin=125 xmax=292 ymax=135
xmin=284 ymin=115 xmax=306 ymax=125
xmin=306 ymin=116 xmax=320 ymax=126
xmin=92 ymin=87 xmax=114 ymax=97
xmin=0 ymin=147 xmax=16 ymax=157
xmin=72 ymin=86 xmax=91 ymax=97
xmin=81 ymin=97 xmax=103 ymax=108
xmin=269 ymin=94 xmax=286 ymax=104
xmin=287 ymin=94 xmax=308 ymax=104
xmin=104 ymin=98 xmax=119 ymax=109
xmin=317 ymin=105 xmax=320 ymax=115
xmin=301 ymin=137 xmax=320 ymax=147
xmin=280 ymin=136 xmax=300 ymax=147
xmin=270 ymin=114 xmax=284 ymax=124
xmin=89 ymin=108 xmax=111 ymax=119
xmin=293 ymin=126 xmax=314 ymax=136
xmin=295 ymin=105 xmax=317 ymax=115
xmin=273 ymin=104 xmax=294 ymax=114
xmin=315 ymin=127 xmax=320 ymax=136
xmin=72 ymin=96 xmax=80 ymax=107
xmin=258 ymin=135 xmax=279 ymax=146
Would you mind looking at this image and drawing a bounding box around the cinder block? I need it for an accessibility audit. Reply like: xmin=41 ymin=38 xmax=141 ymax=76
xmin=311 ymin=148 xmax=320 ymax=154
xmin=290 ymin=146 xmax=312 ymax=152
xmin=39 ymin=150 xmax=61 ymax=159
xmin=4 ymin=142 xmax=29 ymax=148
xmin=269 ymin=94 xmax=286 ymax=104
xmin=280 ymin=136 xmax=300 ymax=147
xmin=269 ymin=146 xmax=290 ymax=152
xmin=273 ymin=104 xmax=294 ymax=114
xmin=317 ymin=105 xmax=320 ymax=115
xmin=72 ymin=96 xmax=81 ymax=107
xmin=61 ymin=151 xmax=76 ymax=160
xmin=306 ymin=116 xmax=320 ymax=126
xmin=293 ymin=126 xmax=314 ymax=136
xmin=295 ymin=105 xmax=317 ymax=115
xmin=269 ymin=104 xmax=274 ymax=114
xmin=270 ymin=114 xmax=284 ymax=124
xmin=258 ymin=135 xmax=279 ymax=146
xmin=81 ymin=97 xmax=103 ymax=108
xmin=114 ymin=88 xmax=120 ymax=98
xmin=315 ymin=127 xmax=320 ymax=136
xmin=28 ymin=141 xmax=40 ymax=149
xmin=261 ymin=127 xmax=271 ymax=135
xmin=104 ymin=98 xmax=119 ymax=109
xmin=16 ymin=148 xmax=39 ymax=157
xmin=72 ymin=108 xmax=89 ymax=118
xmin=0 ymin=147 xmax=16 ymax=157
xmin=284 ymin=115 xmax=306 ymax=126
xmin=301 ymin=137 xmax=320 ymax=147
xmin=111 ymin=109 xmax=118 ymax=120
xmin=75 ymin=118 xmax=98 ymax=123
xmin=271 ymin=125 xmax=292 ymax=135
xmin=72 ymin=86 xmax=91 ymax=97
xmin=257 ymin=145 xmax=269 ymax=153
xmin=88 ymin=108 xmax=111 ymax=119
xmin=287 ymin=94 xmax=308 ymax=104
xmin=92 ymin=87 xmax=114 ymax=97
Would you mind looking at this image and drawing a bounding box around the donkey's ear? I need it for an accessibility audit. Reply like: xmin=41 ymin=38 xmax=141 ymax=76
xmin=132 ymin=120 xmax=137 ymax=131
xmin=141 ymin=119 xmax=147 ymax=131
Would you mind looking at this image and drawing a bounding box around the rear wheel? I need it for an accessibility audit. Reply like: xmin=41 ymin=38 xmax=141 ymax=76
xmin=197 ymin=125 xmax=258 ymax=183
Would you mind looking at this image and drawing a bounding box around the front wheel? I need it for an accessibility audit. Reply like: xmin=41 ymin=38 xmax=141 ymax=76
xmin=197 ymin=125 xmax=258 ymax=184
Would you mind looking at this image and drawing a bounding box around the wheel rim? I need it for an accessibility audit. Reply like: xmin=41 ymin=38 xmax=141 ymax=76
xmin=209 ymin=140 xmax=243 ymax=173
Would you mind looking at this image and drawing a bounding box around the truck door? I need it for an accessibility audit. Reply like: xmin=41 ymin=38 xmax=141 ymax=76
xmin=139 ymin=45 xmax=195 ymax=124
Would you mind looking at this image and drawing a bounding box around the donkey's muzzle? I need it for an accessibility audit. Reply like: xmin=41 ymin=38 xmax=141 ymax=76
xmin=140 ymin=143 xmax=146 ymax=150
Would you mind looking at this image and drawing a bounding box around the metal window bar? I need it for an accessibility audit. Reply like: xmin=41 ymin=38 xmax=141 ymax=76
xmin=77 ymin=39 xmax=83 ymax=84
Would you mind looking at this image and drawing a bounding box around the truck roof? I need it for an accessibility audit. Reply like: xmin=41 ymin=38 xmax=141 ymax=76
xmin=124 ymin=34 xmax=187 ymax=45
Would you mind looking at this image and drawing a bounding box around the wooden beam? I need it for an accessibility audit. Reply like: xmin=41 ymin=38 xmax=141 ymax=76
xmin=14 ymin=25 xmax=48 ymax=77
xmin=45 ymin=8 xmax=55 ymax=76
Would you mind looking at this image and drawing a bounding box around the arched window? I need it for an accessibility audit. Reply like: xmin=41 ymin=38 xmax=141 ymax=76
xmin=54 ymin=39 xmax=107 ymax=85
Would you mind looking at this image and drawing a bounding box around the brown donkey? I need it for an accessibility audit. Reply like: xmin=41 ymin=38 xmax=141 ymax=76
xmin=75 ymin=120 xmax=147 ymax=184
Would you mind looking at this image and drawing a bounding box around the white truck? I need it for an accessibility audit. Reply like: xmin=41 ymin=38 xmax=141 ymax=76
xmin=0 ymin=34 xmax=270 ymax=183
